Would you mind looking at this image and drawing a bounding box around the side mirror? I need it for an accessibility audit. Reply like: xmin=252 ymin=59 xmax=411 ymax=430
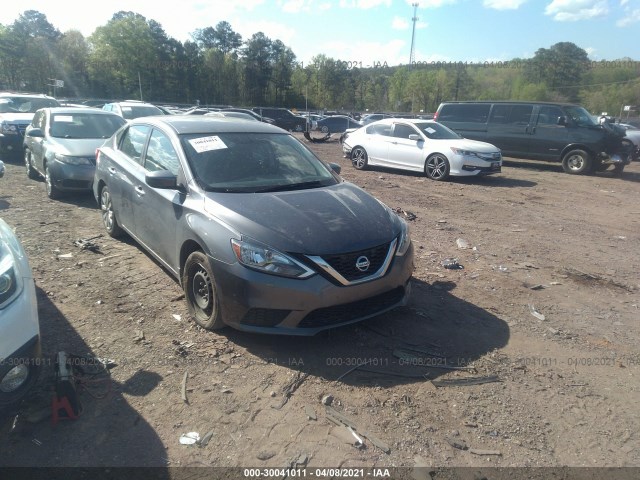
xmin=27 ymin=128 xmax=44 ymax=138
xmin=557 ymin=116 xmax=569 ymax=126
xmin=146 ymin=170 xmax=177 ymax=189
xmin=329 ymin=162 xmax=341 ymax=174
xmin=408 ymin=134 xmax=422 ymax=141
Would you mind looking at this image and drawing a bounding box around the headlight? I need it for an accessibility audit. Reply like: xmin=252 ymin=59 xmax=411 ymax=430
xmin=396 ymin=219 xmax=411 ymax=256
xmin=54 ymin=153 xmax=92 ymax=165
xmin=0 ymin=241 xmax=24 ymax=309
xmin=231 ymin=238 xmax=315 ymax=279
xmin=450 ymin=147 xmax=476 ymax=157
xmin=0 ymin=122 xmax=19 ymax=135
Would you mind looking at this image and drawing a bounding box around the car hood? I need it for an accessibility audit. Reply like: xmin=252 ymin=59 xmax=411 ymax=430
xmin=451 ymin=138 xmax=501 ymax=153
xmin=203 ymin=182 xmax=401 ymax=254
xmin=0 ymin=113 xmax=34 ymax=124
xmin=44 ymin=137 xmax=108 ymax=156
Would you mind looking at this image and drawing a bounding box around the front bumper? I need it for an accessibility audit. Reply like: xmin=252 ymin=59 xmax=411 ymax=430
xmin=451 ymin=153 xmax=502 ymax=176
xmin=0 ymin=133 xmax=25 ymax=155
xmin=49 ymin=160 xmax=95 ymax=191
xmin=210 ymin=243 xmax=414 ymax=335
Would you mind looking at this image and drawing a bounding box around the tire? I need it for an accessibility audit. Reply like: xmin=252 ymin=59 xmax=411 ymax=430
xmin=561 ymin=149 xmax=591 ymax=174
xmin=351 ymin=146 xmax=368 ymax=170
xmin=612 ymin=163 xmax=625 ymax=174
xmin=0 ymin=363 xmax=40 ymax=410
xmin=44 ymin=163 xmax=62 ymax=199
xmin=99 ymin=185 xmax=123 ymax=238
xmin=25 ymin=149 xmax=38 ymax=180
xmin=182 ymin=251 xmax=224 ymax=330
xmin=425 ymin=154 xmax=450 ymax=181
xmin=321 ymin=125 xmax=329 ymax=134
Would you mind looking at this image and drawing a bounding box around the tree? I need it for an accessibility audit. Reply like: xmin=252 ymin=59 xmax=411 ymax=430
xmin=192 ymin=21 xmax=241 ymax=55
xmin=526 ymin=42 xmax=589 ymax=101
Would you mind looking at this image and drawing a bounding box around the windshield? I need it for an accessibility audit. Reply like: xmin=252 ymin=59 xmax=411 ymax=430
xmin=181 ymin=132 xmax=338 ymax=193
xmin=0 ymin=96 xmax=59 ymax=113
xmin=50 ymin=113 xmax=126 ymax=139
xmin=416 ymin=122 xmax=461 ymax=139
xmin=565 ymin=106 xmax=597 ymax=127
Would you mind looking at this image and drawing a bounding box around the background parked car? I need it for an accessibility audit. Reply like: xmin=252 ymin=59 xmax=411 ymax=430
xmin=361 ymin=113 xmax=394 ymax=125
xmin=0 ymin=218 xmax=41 ymax=410
xmin=342 ymin=118 xmax=502 ymax=181
xmin=222 ymin=108 xmax=276 ymax=124
xmin=0 ymin=92 xmax=60 ymax=158
xmin=205 ymin=111 xmax=258 ymax=121
xmin=315 ymin=115 xmax=362 ymax=134
xmin=93 ymin=116 xmax=413 ymax=335
xmin=102 ymin=100 xmax=164 ymax=120
xmin=252 ymin=107 xmax=306 ymax=131
xmin=24 ymin=108 xmax=126 ymax=198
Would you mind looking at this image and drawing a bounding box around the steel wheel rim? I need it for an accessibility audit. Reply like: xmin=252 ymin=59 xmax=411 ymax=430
xmin=321 ymin=125 xmax=329 ymax=133
xmin=427 ymin=156 xmax=447 ymax=179
xmin=101 ymin=190 xmax=114 ymax=231
xmin=191 ymin=264 xmax=213 ymax=313
xmin=567 ymin=154 xmax=584 ymax=171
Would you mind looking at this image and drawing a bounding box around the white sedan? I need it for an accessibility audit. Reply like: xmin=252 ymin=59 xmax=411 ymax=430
xmin=342 ymin=118 xmax=502 ymax=181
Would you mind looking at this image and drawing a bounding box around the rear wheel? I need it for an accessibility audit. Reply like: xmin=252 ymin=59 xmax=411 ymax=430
xmin=321 ymin=125 xmax=329 ymax=134
xmin=99 ymin=185 xmax=123 ymax=238
xmin=351 ymin=146 xmax=368 ymax=170
xmin=561 ymin=149 xmax=591 ymax=174
xmin=25 ymin=149 xmax=38 ymax=179
xmin=425 ymin=154 xmax=450 ymax=181
xmin=183 ymin=251 xmax=224 ymax=330
xmin=612 ymin=163 xmax=625 ymax=174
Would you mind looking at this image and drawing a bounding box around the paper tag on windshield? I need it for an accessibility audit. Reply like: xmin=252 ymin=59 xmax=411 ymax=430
xmin=189 ymin=136 xmax=228 ymax=153
xmin=54 ymin=115 xmax=74 ymax=122
xmin=425 ymin=127 xmax=436 ymax=134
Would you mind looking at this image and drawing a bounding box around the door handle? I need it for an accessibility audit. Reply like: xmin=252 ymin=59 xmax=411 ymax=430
xmin=134 ymin=186 xmax=145 ymax=196
xmin=108 ymin=167 xmax=116 ymax=175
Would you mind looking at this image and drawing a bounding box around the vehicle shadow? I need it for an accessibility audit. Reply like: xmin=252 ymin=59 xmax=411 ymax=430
xmin=0 ymin=286 xmax=170 ymax=471
xmin=501 ymin=158 xmax=564 ymax=173
xmin=226 ymin=277 xmax=510 ymax=387
xmin=0 ymin=196 xmax=10 ymax=210
xmin=449 ymin=175 xmax=536 ymax=188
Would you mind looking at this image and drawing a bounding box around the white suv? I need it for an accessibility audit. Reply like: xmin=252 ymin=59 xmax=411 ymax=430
xmin=0 ymin=218 xmax=41 ymax=409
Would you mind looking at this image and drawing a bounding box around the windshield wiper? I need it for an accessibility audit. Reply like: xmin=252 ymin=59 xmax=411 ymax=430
xmin=255 ymin=180 xmax=326 ymax=193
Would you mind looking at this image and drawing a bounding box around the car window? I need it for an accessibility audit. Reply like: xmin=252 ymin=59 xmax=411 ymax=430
xmin=181 ymin=132 xmax=337 ymax=193
xmin=118 ymin=125 xmax=150 ymax=165
xmin=366 ymin=124 xmax=391 ymax=136
xmin=0 ymin=96 xmax=59 ymax=113
xmin=393 ymin=124 xmax=418 ymax=139
xmin=415 ymin=122 xmax=461 ymax=139
xmin=488 ymin=105 xmax=533 ymax=126
xmin=120 ymin=105 xmax=163 ymax=120
xmin=439 ymin=104 xmax=490 ymax=123
xmin=144 ymin=129 xmax=181 ymax=175
xmin=536 ymin=106 xmax=564 ymax=126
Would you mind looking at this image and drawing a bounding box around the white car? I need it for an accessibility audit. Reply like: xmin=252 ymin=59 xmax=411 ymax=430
xmin=342 ymin=118 xmax=502 ymax=181
xmin=0 ymin=218 xmax=41 ymax=409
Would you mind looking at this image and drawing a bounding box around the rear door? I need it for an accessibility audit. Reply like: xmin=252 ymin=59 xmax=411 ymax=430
xmin=363 ymin=123 xmax=392 ymax=164
xmin=486 ymin=104 xmax=535 ymax=157
xmin=106 ymin=124 xmax=151 ymax=235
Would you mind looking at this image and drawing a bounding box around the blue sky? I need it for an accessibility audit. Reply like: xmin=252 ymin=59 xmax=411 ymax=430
xmin=1 ymin=0 xmax=638 ymax=66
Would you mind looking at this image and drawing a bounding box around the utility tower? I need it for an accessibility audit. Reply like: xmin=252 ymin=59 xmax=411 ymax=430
xmin=409 ymin=2 xmax=419 ymax=67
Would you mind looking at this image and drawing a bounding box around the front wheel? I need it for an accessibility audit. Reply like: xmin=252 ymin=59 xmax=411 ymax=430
xmin=321 ymin=125 xmax=329 ymax=134
xmin=425 ymin=154 xmax=450 ymax=181
xmin=44 ymin=163 xmax=62 ymax=199
xmin=562 ymin=149 xmax=591 ymax=174
xmin=612 ymin=163 xmax=625 ymax=174
xmin=351 ymin=146 xmax=368 ymax=170
xmin=25 ymin=149 xmax=38 ymax=179
xmin=183 ymin=251 xmax=224 ymax=330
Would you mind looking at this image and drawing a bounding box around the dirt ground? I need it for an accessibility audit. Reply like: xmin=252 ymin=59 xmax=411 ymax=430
xmin=0 ymin=134 xmax=639 ymax=477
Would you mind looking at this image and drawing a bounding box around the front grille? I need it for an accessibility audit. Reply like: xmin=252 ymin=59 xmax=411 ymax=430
xmin=61 ymin=179 xmax=92 ymax=189
xmin=241 ymin=308 xmax=291 ymax=327
xmin=322 ymin=242 xmax=391 ymax=282
xmin=298 ymin=287 xmax=405 ymax=328
xmin=477 ymin=152 xmax=501 ymax=161
xmin=17 ymin=125 xmax=28 ymax=137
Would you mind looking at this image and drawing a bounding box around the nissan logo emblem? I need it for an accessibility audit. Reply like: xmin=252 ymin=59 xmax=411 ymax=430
xmin=355 ymin=256 xmax=370 ymax=272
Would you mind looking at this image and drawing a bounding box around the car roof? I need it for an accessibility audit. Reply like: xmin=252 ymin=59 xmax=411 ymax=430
xmin=130 ymin=115 xmax=286 ymax=134
xmin=368 ymin=118 xmax=434 ymax=125
xmin=0 ymin=92 xmax=56 ymax=99
xmin=109 ymin=101 xmax=160 ymax=107
xmin=45 ymin=107 xmax=122 ymax=115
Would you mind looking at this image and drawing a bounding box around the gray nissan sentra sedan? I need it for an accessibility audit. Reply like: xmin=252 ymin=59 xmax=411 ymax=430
xmin=93 ymin=116 xmax=414 ymax=335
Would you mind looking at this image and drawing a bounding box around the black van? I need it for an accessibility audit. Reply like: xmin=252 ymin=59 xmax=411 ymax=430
xmin=434 ymin=101 xmax=631 ymax=174
xmin=252 ymin=107 xmax=306 ymax=132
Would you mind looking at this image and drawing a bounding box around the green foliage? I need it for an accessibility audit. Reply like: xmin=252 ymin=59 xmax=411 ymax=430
xmin=1 ymin=12 xmax=637 ymax=119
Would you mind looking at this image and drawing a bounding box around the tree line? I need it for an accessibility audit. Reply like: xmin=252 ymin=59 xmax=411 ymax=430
xmin=1 ymin=10 xmax=638 ymax=116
